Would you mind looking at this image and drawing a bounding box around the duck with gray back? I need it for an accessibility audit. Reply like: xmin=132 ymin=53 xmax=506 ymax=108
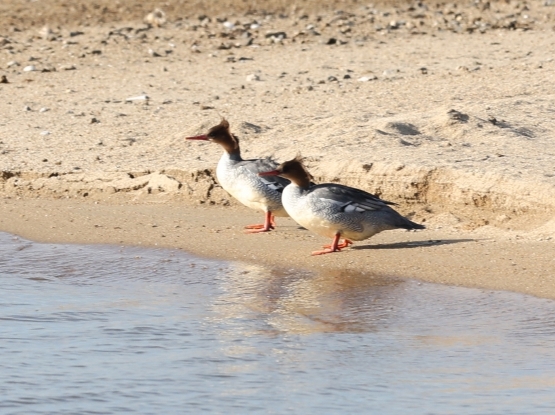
xmin=259 ymin=155 xmax=425 ymax=254
xmin=187 ymin=119 xmax=290 ymax=232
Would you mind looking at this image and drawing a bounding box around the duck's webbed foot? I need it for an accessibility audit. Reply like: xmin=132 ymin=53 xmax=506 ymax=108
xmin=244 ymin=212 xmax=275 ymax=233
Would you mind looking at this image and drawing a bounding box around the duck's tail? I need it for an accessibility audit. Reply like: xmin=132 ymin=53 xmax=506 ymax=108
xmin=399 ymin=217 xmax=426 ymax=231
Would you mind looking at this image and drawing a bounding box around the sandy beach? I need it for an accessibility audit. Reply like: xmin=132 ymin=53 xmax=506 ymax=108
xmin=2 ymin=0 xmax=555 ymax=298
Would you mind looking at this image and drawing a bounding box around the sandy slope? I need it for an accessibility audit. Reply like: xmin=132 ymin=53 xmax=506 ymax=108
xmin=1 ymin=0 xmax=555 ymax=296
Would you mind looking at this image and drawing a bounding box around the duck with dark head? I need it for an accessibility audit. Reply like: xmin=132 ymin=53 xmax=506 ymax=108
xmin=186 ymin=119 xmax=290 ymax=233
xmin=259 ymin=155 xmax=425 ymax=255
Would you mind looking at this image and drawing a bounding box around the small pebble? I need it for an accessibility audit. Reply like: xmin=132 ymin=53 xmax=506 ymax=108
xmin=40 ymin=131 xmax=51 ymax=136
xmin=0 ymin=75 xmax=8 ymax=83
xmin=126 ymin=94 xmax=149 ymax=102
xmin=358 ymin=75 xmax=377 ymax=82
xmin=38 ymin=26 xmax=53 ymax=39
xmin=144 ymin=9 xmax=166 ymax=27
xmin=148 ymin=48 xmax=162 ymax=57
xmin=246 ymin=74 xmax=260 ymax=82
xmin=23 ymin=65 xmax=36 ymax=72
xmin=265 ymin=31 xmax=287 ymax=40
xmin=39 ymin=107 xmax=49 ymax=113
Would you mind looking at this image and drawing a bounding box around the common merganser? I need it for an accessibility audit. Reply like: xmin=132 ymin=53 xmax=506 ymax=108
xmin=186 ymin=119 xmax=290 ymax=233
xmin=259 ymin=156 xmax=425 ymax=255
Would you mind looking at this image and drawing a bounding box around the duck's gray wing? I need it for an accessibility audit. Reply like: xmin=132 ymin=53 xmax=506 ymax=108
xmin=238 ymin=157 xmax=290 ymax=192
xmin=308 ymin=183 xmax=396 ymax=213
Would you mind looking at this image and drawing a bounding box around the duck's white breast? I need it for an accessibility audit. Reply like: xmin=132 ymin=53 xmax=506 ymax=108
xmin=282 ymin=185 xmax=341 ymax=238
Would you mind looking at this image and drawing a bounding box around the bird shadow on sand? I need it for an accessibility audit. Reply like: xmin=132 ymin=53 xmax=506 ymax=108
xmin=352 ymin=238 xmax=476 ymax=250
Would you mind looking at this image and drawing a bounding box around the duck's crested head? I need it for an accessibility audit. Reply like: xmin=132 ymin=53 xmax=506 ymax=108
xmin=186 ymin=118 xmax=240 ymax=155
xmin=259 ymin=153 xmax=313 ymax=188
xmin=206 ymin=118 xmax=230 ymax=139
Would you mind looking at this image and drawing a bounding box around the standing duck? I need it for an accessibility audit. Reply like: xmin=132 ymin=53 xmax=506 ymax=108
xmin=259 ymin=156 xmax=425 ymax=255
xmin=186 ymin=119 xmax=290 ymax=233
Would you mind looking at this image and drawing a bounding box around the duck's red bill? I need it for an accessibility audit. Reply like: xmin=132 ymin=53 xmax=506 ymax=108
xmin=258 ymin=170 xmax=280 ymax=177
xmin=186 ymin=135 xmax=208 ymax=140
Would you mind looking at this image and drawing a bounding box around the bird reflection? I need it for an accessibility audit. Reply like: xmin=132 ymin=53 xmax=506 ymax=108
xmin=210 ymin=262 xmax=407 ymax=336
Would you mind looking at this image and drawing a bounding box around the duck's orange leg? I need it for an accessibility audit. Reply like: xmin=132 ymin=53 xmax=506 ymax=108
xmin=312 ymin=234 xmax=352 ymax=255
xmin=245 ymin=211 xmax=275 ymax=233
xmin=322 ymin=238 xmax=353 ymax=250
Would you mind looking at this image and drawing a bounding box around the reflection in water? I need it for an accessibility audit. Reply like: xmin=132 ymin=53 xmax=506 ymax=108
xmin=2 ymin=232 xmax=555 ymax=414
xmin=214 ymin=263 xmax=404 ymax=334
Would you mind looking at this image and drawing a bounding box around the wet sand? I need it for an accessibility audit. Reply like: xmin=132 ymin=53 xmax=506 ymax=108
xmin=1 ymin=198 xmax=554 ymax=299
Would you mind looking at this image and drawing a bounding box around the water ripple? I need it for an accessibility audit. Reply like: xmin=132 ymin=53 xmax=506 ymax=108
xmin=1 ymin=232 xmax=555 ymax=414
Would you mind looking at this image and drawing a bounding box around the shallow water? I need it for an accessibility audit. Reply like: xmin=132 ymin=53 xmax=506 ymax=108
xmin=1 ymin=232 xmax=555 ymax=414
